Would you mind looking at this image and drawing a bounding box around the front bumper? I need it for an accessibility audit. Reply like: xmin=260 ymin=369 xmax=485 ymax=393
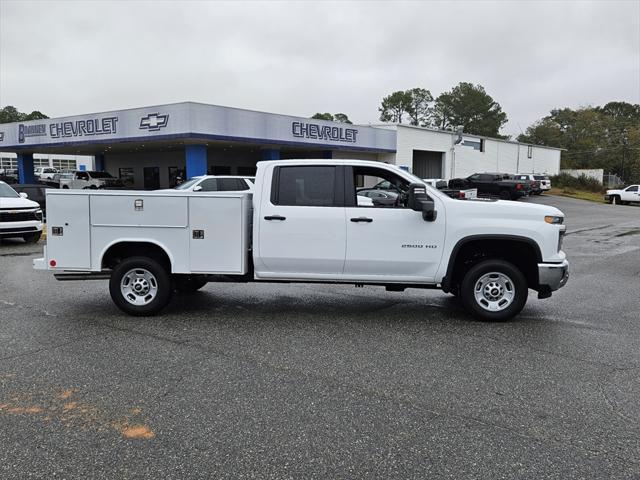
xmin=538 ymin=259 xmax=569 ymax=293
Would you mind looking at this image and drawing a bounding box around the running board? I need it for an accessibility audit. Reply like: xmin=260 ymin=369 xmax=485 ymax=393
xmin=54 ymin=273 xmax=111 ymax=281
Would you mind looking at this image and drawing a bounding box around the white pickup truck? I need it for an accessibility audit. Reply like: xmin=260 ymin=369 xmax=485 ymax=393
xmin=605 ymin=185 xmax=640 ymax=205
xmin=34 ymin=159 xmax=569 ymax=321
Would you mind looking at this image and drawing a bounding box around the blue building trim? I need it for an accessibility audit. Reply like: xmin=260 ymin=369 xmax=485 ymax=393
xmin=94 ymin=153 xmax=105 ymax=171
xmin=185 ymin=144 xmax=207 ymax=178
xmin=17 ymin=153 xmax=35 ymax=184
xmin=2 ymin=132 xmax=396 ymax=154
xmin=261 ymin=149 xmax=280 ymax=160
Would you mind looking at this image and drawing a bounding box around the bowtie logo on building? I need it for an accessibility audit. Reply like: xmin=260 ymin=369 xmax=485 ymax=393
xmin=139 ymin=113 xmax=169 ymax=131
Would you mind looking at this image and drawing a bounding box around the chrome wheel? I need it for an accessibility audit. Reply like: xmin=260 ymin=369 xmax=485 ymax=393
xmin=120 ymin=268 xmax=158 ymax=306
xmin=473 ymin=272 xmax=515 ymax=312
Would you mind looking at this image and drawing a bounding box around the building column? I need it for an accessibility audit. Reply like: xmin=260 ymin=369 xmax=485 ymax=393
xmin=185 ymin=144 xmax=208 ymax=179
xmin=322 ymin=150 xmax=332 ymax=159
xmin=94 ymin=153 xmax=105 ymax=171
xmin=17 ymin=153 xmax=35 ymax=184
xmin=261 ymin=149 xmax=280 ymax=160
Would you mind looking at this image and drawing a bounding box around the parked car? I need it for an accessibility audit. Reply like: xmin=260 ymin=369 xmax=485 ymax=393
xmin=0 ymin=180 xmax=43 ymax=243
xmin=356 ymin=188 xmax=399 ymax=206
xmin=0 ymin=168 xmax=18 ymax=184
xmin=34 ymin=166 xmax=58 ymax=181
xmin=533 ymin=174 xmax=551 ymax=192
xmin=12 ymin=184 xmax=48 ymax=217
xmin=514 ymin=174 xmax=542 ymax=195
xmin=60 ymin=171 xmax=126 ymax=189
xmin=449 ymin=173 xmax=530 ymax=200
xmin=166 ymin=175 xmax=255 ymax=192
xmin=604 ymin=185 xmax=640 ymax=205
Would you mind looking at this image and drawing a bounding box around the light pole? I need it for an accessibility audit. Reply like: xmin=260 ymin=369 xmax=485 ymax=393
xmin=622 ymin=128 xmax=628 ymax=183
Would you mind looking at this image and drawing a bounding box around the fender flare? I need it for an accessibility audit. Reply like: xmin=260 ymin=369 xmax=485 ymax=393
xmin=442 ymin=234 xmax=542 ymax=291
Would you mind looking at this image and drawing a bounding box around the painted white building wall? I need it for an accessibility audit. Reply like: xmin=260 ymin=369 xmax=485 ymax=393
xmin=528 ymin=146 xmax=561 ymax=174
xmin=394 ymin=125 xmax=452 ymax=174
xmin=389 ymin=125 xmax=561 ymax=179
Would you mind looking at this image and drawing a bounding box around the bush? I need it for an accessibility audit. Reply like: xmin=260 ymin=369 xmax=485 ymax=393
xmin=550 ymin=173 xmax=605 ymax=193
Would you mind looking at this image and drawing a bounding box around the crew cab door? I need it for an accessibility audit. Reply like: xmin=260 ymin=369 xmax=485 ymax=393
xmin=622 ymin=185 xmax=639 ymax=202
xmin=256 ymin=165 xmax=346 ymax=276
xmin=344 ymin=166 xmax=445 ymax=282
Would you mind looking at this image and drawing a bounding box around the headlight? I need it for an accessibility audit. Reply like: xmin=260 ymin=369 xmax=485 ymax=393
xmin=35 ymin=209 xmax=43 ymax=221
xmin=544 ymin=215 xmax=564 ymax=224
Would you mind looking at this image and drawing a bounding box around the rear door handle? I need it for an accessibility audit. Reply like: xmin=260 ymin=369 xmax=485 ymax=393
xmin=264 ymin=215 xmax=286 ymax=221
xmin=350 ymin=217 xmax=373 ymax=223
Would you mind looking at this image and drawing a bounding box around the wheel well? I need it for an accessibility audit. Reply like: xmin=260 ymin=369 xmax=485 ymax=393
xmin=445 ymin=238 xmax=540 ymax=292
xmin=101 ymin=242 xmax=171 ymax=270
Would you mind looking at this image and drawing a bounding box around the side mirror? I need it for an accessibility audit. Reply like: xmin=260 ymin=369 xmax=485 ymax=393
xmin=407 ymin=183 xmax=437 ymax=222
xmin=193 ymin=185 xmax=203 ymax=192
xmin=19 ymin=192 xmax=28 ymax=198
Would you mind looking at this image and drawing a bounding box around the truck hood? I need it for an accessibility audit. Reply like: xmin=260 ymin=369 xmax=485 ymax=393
xmin=0 ymin=197 xmax=40 ymax=209
xmin=452 ymin=198 xmax=564 ymax=220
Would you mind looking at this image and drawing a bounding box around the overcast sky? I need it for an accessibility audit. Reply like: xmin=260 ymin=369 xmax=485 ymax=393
xmin=1 ymin=0 xmax=638 ymax=136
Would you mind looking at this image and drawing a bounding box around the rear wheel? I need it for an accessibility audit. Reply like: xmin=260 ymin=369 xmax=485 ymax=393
xmin=23 ymin=232 xmax=42 ymax=244
xmin=499 ymin=190 xmax=511 ymax=200
xmin=109 ymin=256 xmax=172 ymax=316
xmin=460 ymin=259 xmax=528 ymax=321
xmin=173 ymin=275 xmax=208 ymax=293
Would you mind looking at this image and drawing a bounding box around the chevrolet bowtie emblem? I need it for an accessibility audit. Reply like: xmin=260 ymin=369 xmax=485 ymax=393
xmin=139 ymin=113 xmax=169 ymax=131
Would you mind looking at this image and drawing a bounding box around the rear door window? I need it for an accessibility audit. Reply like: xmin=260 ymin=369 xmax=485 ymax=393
xmin=272 ymin=166 xmax=337 ymax=207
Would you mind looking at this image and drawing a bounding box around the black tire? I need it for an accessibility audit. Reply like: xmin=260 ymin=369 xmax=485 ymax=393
xmin=62 ymin=185 xmax=69 ymax=189
xmin=611 ymin=195 xmax=621 ymax=205
xmin=109 ymin=256 xmax=173 ymax=316
xmin=23 ymin=232 xmax=42 ymax=244
xmin=173 ymin=275 xmax=208 ymax=293
xmin=499 ymin=190 xmax=511 ymax=200
xmin=460 ymin=259 xmax=528 ymax=322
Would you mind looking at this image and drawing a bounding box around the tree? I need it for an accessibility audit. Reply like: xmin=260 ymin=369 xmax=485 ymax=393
xmin=432 ymin=82 xmax=507 ymax=137
xmin=332 ymin=113 xmax=352 ymax=124
xmin=517 ymin=102 xmax=640 ymax=183
xmin=406 ymin=88 xmax=433 ymax=126
xmin=311 ymin=112 xmax=352 ymax=124
xmin=311 ymin=112 xmax=334 ymax=121
xmin=379 ymin=90 xmax=412 ymax=123
xmin=0 ymin=105 xmax=49 ymax=123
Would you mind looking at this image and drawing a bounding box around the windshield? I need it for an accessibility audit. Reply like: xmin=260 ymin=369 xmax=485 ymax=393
xmin=534 ymin=175 xmax=549 ymax=180
xmin=88 ymin=172 xmax=115 ymax=179
xmin=174 ymin=178 xmax=202 ymax=190
xmin=0 ymin=182 xmax=19 ymax=198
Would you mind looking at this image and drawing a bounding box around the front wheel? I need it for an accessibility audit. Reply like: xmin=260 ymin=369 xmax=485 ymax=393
xmin=460 ymin=259 xmax=528 ymax=321
xmin=499 ymin=190 xmax=511 ymax=200
xmin=109 ymin=256 xmax=173 ymax=316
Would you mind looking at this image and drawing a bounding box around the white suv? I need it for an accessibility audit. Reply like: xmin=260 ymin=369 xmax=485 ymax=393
xmin=0 ymin=181 xmax=43 ymax=243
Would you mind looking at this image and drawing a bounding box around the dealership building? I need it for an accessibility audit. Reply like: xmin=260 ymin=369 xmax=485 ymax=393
xmin=0 ymin=101 xmax=561 ymax=189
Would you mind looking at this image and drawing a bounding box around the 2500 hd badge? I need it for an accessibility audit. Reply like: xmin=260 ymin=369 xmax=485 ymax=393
xmin=402 ymin=244 xmax=438 ymax=249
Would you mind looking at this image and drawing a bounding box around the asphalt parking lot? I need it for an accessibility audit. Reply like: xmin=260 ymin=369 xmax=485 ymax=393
xmin=1 ymin=195 xmax=639 ymax=479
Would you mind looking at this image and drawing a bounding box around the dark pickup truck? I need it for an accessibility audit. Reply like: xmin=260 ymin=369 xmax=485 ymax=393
xmin=448 ymin=173 xmax=530 ymax=200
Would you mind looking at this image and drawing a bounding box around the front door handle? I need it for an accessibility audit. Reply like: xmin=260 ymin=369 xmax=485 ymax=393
xmin=350 ymin=217 xmax=373 ymax=223
xmin=264 ymin=215 xmax=286 ymax=221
